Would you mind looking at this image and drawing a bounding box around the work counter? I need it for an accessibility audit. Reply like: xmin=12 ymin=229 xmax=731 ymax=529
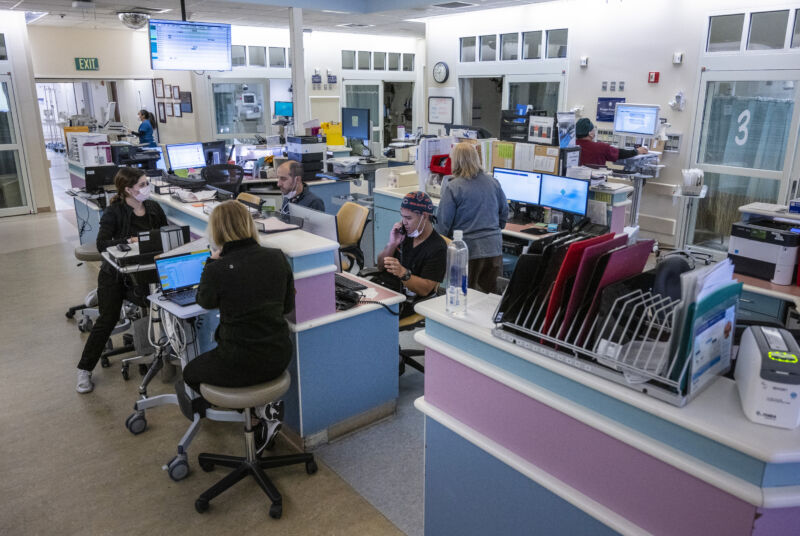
xmin=414 ymin=292 xmax=800 ymax=535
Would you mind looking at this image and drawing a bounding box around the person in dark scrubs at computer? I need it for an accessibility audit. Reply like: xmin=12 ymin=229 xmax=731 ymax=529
xmin=575 ymin=117 xmax=647 ymax=167
xmin=129 ymin=109 xmax=156 ymax=148
xmin=277 ymin=160 xmax=325 ymax=213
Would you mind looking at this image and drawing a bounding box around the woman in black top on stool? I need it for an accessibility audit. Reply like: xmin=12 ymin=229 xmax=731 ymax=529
xmin=76 ymin=167 xmax=167 ymax=393
xmin=182 ymin=200 xmax=295 ymax=395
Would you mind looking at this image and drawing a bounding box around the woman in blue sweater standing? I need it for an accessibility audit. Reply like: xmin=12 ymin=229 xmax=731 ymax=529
xmin=435 ymin=142 xmax=508 ymax=294
xmin=130 ymin=109 xmax=156 ymax=147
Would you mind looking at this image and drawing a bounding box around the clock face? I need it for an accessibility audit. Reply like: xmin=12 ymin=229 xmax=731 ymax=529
xmin=433 ymin=62 xmax=449 ymax=83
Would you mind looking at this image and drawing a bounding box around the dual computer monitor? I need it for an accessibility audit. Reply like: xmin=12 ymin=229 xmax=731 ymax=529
xmin=165 ymin=141 xmax=230 ymax=171
xmin=493 ymin=167 xmax=590 ymax=217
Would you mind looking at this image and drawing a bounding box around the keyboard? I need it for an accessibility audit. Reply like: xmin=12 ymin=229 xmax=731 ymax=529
xmin=335 ymin=274 xmax=367 ymax=292
xmin=521 ymin=226 xmax=550 ymax=235
xmin=164 ymin=174 xmax=206 ymax=189
xmin=166 ymin=288 xmax=198 ymax=306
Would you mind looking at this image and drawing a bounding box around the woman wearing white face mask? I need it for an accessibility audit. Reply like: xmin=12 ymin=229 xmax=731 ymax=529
xmin=76 ymin=167 xmax=168 ymax=394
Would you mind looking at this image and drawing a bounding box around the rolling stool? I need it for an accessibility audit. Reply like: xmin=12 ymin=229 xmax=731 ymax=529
xmin=194 ymin=371 xmax=317 ymax=518
xmin=65 ymin=243 xmax=104 ymax=328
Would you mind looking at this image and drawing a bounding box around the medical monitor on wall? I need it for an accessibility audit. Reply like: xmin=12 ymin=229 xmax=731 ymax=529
xmin=341 ymin=107 xmax=371 ymax=141
xmin=492 ymin=168 xmax=541 ymax=206
xmin=275 ymin=101 xmax=293 ymax=117
xmin=166 ymin=143 xmax=206 ymax=171
xmin=149 ymin=19 xmax=232 ymax=71
xmin=539 ymin=174 xmax=590 ymax=216
xmin=613 ymin=103 xmax=660 ymax=137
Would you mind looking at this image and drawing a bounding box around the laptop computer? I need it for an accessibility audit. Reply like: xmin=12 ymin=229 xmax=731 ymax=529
xmin=155 ymin=250 xmax=211 ymax=306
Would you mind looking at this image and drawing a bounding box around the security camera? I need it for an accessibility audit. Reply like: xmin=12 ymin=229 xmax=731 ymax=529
xmin=242 ymin=84 xmax=249 ymax=91
xmin=118 ymin=12 xmax=150 ymax=30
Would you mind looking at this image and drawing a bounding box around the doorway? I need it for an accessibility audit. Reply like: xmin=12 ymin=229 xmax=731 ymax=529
xmin=383 ymin=82 xmax=414 ymax=144
xmin=0 ymin=74 xmax=34 ymax=217
xmin=459 ymin=77 xmax=503 ymax=138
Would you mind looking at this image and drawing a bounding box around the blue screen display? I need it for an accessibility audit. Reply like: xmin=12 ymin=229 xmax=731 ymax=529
xmin=156 ymin=251 xmax=210 ymax=291
xmin=275 ymin=101 xmax=293 ymax=117
xmin=341 ymin=107 xmax=370 ymax=140
xmin=539 ymin=174 xmax=590 ymax=216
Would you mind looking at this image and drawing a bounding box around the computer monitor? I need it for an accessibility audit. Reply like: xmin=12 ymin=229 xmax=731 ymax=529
xmin=202 ymin=140 xmax=227 ymax=166
xmin=287 ymin=204 xmax=341 ymax=271
xmin=166 ymin=143 xmax=206 ymax=171
xmin=85 ymin=165 xmax=120 ymax=193
xmin=539 ymin=174 xmax=590 ymax=216
xmin=275 ymin=101 xmax=293 ymax=117
xmin=153 ymin=146 xmax=168 ymax=171
xmin=613 ymin=103 xmax=660 ymax=137
xmin=492 ymin=167 xmax=541 ymax=206
xmin=341 ymin=107 xmax=371 ymax=141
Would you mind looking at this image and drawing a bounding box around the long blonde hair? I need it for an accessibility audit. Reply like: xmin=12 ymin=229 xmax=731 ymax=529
xmin=450 ymin=141 xmax=483 ymax=179
xmin=208 ymin=200 xmax=259 ymax=247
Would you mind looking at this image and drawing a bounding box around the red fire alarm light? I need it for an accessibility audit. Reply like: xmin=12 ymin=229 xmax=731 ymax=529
xmin=648 ymin=72 xmax=660 ymax=83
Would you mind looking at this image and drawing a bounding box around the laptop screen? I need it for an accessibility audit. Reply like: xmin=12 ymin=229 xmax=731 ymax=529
xmin=155 ymin=250 xmax=211 ymax=292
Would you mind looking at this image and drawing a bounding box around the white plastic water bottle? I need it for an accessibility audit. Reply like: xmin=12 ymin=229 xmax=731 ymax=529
xmin=446 ymin=230 xmax=469 ymax=316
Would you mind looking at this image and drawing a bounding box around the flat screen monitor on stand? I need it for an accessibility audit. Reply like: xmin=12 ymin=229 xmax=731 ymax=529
xmin=165 ymin=142 xmax=206 ymax=176
xmin=613 ymin=103 xmax=660 ymax=146
xmin=202 ymin=140 xmax=227 ymax=166
xmin=287 ymin=204 xmax=341 ymax=271
xmin=342 ymin=107 xmax=372 ymax=157
xmin=539 ymin=173 xmax=590 ymax=230
xmin=492 ymin=167 xmax=542 ymax=223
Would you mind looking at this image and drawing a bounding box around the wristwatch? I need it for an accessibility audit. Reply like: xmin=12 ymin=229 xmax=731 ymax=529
xmin=400 ymin=269 xmax=412 ymax=282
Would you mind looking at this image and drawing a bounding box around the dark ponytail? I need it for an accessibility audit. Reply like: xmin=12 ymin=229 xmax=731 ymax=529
xmin=140 ymin=109 xmax=156 ymax=129
xmin=109 ymin=167 xmax=146 ymax=204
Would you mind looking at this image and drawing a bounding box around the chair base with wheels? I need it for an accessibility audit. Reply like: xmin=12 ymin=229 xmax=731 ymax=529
xmin=194 ymin=371 xmax=316 ymax=518
xmin=399 ymin=313 xmax=426 ymax=375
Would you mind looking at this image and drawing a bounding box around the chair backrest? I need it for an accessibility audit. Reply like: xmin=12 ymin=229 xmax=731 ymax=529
xmin=236 ymin=192 xmax=262 ymax=211
xmin=202 ymin=164 xmax=245 ymax=195
xmin=337 ymin=202 xmax=370 ymax=247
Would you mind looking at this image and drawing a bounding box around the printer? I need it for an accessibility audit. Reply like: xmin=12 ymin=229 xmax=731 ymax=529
xmin=736 ymin=326 xmax=800 ymax=429
xmin=728 ymin=219 xmax=800 ymax=285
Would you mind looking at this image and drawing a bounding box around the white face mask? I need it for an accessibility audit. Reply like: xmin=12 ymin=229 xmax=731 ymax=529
xmin=283 ymin=177 xmax=299 ymax=200
xmin=407 ymin=215 xmax=425 ymax=238
xmin=133 ymin=185 xmax=150 ymax=202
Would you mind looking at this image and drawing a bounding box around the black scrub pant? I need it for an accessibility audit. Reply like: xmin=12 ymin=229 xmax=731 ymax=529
xmin=468 ymin=255 xmax=503 ymax=294
xmin=182 ymin=347 xmax=290 ymax=395
xmin=77 ymin=268 xmax=148 ymax=372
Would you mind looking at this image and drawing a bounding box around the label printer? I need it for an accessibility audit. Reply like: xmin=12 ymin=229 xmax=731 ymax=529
xmin=728 ymin=219 xmax=800 ymax=285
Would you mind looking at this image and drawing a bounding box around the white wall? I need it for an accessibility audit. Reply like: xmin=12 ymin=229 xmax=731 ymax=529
xmin=423 ymin=0 xmax=800 ymax=245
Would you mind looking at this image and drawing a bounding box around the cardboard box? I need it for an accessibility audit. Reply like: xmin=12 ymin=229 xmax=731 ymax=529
xmin=492 ymin=141 xmax=515 ymax=170
xmin=532 ymin=144 xmax=560 ymax=174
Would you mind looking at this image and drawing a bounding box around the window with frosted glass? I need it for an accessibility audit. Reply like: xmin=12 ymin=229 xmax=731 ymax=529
xmin=231 ymin=45 xmax=246 ymax=67
xmin=546 ymin=29 xmax=568 ymax=58
xmin=460 ymin=37 xmax=476 ymax=62
xmin=268 ymin=47 xmax=285 ymax=68
xmin=342 ymin=50 xmax=355 ymax=70
xmin=402 ymin=53 xmax=414 ymax=71
xmin=793 ymin=11 xmax=800 ymax=48
xmin=522 ymin=31 xmax=541 ymax=59
xmin=358 ymin=51 xmax=371 ymax=70
xmin=248 ymin=46 xmax=266 ymax=67
xmin=480 ymin=35 xmax=496 ymax=61
xmin=707 ymin=14 xmax=744 ymax=52
xmin=374 ymin=52 xmax=386 ymax=70
xmin=747 ymin=10 xmax=789 ymax=50
xmin=501 ymin=33 xmax=518 ymax=60
xmin=388 ymin=52 xmax=400 ymax=71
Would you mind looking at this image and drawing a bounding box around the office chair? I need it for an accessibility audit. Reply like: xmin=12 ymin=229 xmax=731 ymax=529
xmin=337 ymin=202 xmax=370 ymax=272
xmin=201 ymin=164 xmax=245 ymax=195
xmin=194 ymin=371 xmax=317 ymax=518
xmin=236 ymin=192 xmax=263 ymax=211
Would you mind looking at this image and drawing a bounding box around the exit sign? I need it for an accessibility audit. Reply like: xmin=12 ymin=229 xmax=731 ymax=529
xmin=74 ymin=57 xmax=99 ymax=71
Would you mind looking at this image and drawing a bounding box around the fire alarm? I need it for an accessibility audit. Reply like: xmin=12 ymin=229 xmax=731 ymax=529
xmin=648 ymin=71 xmax=660 ymax=83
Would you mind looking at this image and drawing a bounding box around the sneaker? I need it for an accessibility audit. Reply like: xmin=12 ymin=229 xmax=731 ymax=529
xmin=256 ymin=419 xmax=282 ymax=455
xmin=76 ymin=370 xmax=94 ymax=394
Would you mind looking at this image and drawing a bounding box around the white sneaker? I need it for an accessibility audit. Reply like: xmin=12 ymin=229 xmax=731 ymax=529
xmin=76 ymin=370 xmax=94 ymax=394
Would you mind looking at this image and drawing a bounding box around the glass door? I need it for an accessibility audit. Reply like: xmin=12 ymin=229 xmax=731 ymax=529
xmin=343 ymin=80 xmax=382 ymax=147
xmin=0 ymin=74 xmax=33 ymax=217
xmin=686 ymin=70 xmax=800 ymax=254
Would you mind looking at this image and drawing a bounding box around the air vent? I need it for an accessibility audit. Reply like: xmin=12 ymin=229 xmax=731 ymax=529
xmin=433 ymin=2 xmax=475 ymax=8
xmin=336 ymin=23 xmax=374 ymax=28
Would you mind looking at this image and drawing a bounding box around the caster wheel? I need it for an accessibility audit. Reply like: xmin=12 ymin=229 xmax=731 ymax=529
xmin=78 ymin=318 xmax=92 ymax=333
xmin=121 ymin=365 xmax=129 ymax=381
xmin=125 ymin=412 xmax=147 ymax=435
xmin=138 ymin=364 xmax=149 ymax=376
xmin=269 ymin=503 xmax=282 ymax=519
xmin=166 ymin=456 xmax=190 ymax=481
xmin=195 ymin=498 xmax=209 ymax=513
xmin=66 ymin=310 xmax=75 ymax=319
xmin=100 ymin=356 xmax=110 ymax=368
xmin=199 ymin=460 xmax=215 ymax=472
xmin=305 ymin=460 xmax=318 ymax=475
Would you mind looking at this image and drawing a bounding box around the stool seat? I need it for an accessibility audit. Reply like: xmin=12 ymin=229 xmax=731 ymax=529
xmin=200 ymin=371 xmax=291 ymax=409
xmin=399 ymin=312 xmax=425 ymax=330
xmin=75 ymin=243 xmax=102 ymax=262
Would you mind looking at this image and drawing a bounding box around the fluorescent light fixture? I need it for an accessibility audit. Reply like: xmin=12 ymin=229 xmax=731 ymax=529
xmin=322 ymin=10 xmax=349 ymax=14
xmin=25 ymin=11 xmax=48 ymax=24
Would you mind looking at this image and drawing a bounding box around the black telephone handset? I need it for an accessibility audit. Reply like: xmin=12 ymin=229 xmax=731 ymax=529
xmin=335 ymin=287 xmax=360 ymax=311
xmin=397 ymin=224 xmax=407 ymax=235
xmin=118 ymin=242 xmax=132 ymax=252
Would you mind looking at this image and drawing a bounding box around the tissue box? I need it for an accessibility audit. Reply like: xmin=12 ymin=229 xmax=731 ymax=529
xmin=790 ymin=199 xmax=800 ymax=214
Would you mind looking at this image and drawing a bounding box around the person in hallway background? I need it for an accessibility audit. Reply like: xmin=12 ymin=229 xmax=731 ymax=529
xmin=76 ymin=167 xmax=167 ymax=393
xmin=277 ymin=160 xmax=325 ymax=213
xmin=377 ymin=191 xmax=447 ymax=318
xmin=575 ymin=117 xmax=647 ymax=167
xmin=129 ymin=109 xmax=156 ymax=147
xmin=435 ymin=142 xmax=508 ymax=294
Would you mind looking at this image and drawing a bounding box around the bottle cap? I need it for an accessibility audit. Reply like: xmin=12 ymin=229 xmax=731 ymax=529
xmin=453 ymin=230 xmax=463 ymax=241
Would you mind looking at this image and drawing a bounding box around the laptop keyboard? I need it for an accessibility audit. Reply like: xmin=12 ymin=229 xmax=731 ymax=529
xmin=168 ymin=288 xmax=198 ymax=306
xmin=335 ymin=274 xmax=367 ymax=292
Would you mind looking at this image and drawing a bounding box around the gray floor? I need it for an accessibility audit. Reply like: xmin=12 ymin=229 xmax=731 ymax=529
xmin=0 ymin=166 xmax=428 ymax=534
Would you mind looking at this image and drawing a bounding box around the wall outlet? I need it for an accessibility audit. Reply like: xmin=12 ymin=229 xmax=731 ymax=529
xmin=672 ymin=52 xmax=684 ymax=64
xmin=619 ymin=81 xmax=625 ymax=91
xmin=601 ymin=81 xmax=608 ymax=91
xmin=610 ymin=81 xmax=616 ymax=91
xmin=580 ymin=56 xmax=589 ymax=67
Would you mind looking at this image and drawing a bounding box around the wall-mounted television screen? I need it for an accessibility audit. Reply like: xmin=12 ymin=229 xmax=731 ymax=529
xmin=149 ymin=19 xmax=231 ymax=71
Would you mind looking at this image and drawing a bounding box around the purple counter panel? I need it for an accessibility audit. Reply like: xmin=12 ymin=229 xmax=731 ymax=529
xmin=291 ymin=272 xmax=335 ymax=324
xmin=70 ymin=171 xmax=85 ymax=189
xmin=424 ymin=348 xmax=762 ymax=536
